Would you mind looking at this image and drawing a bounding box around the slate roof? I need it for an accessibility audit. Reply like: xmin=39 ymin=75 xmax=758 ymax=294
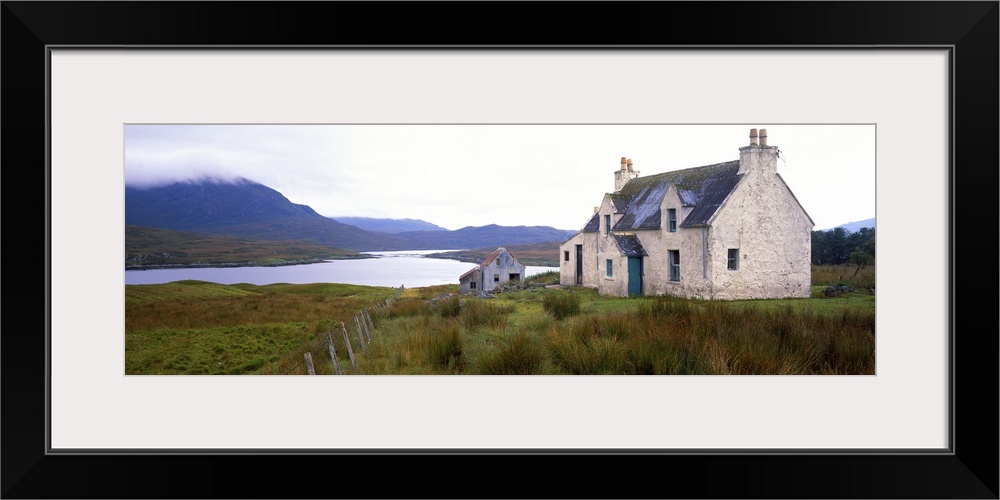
xmin=612 ymin=234 xmax=648 ymax=257
xmin=611 ymin=196 xmax=629 ymax=213
xmin=612 ymin=160 xmax=742 ymax=231
xmin=581 ymin=213 xmax=600 ymax=232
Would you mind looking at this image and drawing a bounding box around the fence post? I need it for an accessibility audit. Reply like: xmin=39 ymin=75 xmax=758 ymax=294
xmin=355 ymin=316 xmax=368 ymax=355
xmin=360 ymin=309 xmax=372 ymax=342
xmin=328 ymin=331 xmax=343 ymax=375
xmin=341 ymin=321 xmax=357 ymax=369
xmin=355 ymin=315 xmax=367 ymax=347
xmin=304 ymin=352 xmax=316 ymax=375
xmin=363 ymin=307 xmax=374 ymax=342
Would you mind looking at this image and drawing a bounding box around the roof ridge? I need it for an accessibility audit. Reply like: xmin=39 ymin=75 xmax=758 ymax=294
xmin=637 ymin=159 xmax=740 ymax=181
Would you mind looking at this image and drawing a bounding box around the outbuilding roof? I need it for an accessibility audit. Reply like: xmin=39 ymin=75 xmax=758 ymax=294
xmin=459 ymin=267 xmax=480 ymax=280
xmin=612 ymin=160 xmax=742 ymax=231
xmin=479 ymin=247 xmax=524 ymax=268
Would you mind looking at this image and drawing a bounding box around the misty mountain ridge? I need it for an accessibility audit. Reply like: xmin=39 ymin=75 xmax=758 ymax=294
xmin=125 ymin=177 xmax=325 ymax=230
xmin=125 ymin=178 xmax=574 ymax=251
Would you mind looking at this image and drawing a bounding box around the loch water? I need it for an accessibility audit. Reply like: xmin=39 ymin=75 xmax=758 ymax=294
xmin=124 ymin=250 xmax=558 ymax=287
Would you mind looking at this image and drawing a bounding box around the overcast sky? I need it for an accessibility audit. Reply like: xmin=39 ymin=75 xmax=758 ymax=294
xmin=124 ymin=124 xmax=875 ymax=232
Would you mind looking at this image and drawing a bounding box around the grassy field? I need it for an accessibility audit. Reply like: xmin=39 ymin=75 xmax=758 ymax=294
xmin=125 ymin=265 xmax=875 ymax=375
xmin=125 ymin=224 xmax=365 ymax=269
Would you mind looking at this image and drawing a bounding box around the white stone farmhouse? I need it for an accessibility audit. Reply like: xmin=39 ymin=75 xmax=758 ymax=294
xmin=559 ymin=129 xmax=814 ymax=299
xmin=459 ymin=247 xmax=526 ymax=294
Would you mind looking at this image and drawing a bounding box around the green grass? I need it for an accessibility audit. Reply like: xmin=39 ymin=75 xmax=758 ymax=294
xmin=126 ymin=268 xmax=875 ymax=375
xmin=125 ymin=224 xmax=364 ymax=269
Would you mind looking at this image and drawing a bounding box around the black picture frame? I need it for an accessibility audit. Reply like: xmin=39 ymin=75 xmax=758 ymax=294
xmin=3 ymin=2 xmax=997 ymax=498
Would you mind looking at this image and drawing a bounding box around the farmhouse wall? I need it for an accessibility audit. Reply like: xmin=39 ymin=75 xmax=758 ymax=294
xmin=708 ymin=153 xmax=812 ymax=299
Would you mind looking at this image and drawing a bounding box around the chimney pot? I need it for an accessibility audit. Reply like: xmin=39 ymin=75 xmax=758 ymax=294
xmin=620 ymin=157 xmax=627 ymax=170
xmin=594 ymin=206 xmax=599 ymax=213
xmin=749 ymin=128 xmax=758 ymax=146
xmin=626 ymin=158 xmax=633 ymax=172
xmin=759 ymin=129 xmax=768 ymax=146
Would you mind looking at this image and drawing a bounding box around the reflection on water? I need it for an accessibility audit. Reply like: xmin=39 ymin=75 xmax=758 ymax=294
xmin=125 ymin=249 xmax=558 ymax=287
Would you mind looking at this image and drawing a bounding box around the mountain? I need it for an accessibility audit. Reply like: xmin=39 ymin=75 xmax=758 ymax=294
xmin=820 ymin=218 xmax=875 ymax=233
xmin=330 ymin=216 xmax=448 ymax=233
xmin=125 ymin=178 xmax=324 ymax=230
xmin=125 ymin=178 xmax=575 ymax=251
xmin=125 ymin=179 xmax=404 ymax=250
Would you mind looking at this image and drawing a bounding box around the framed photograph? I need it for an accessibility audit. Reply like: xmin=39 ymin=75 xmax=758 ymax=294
xmin=4 ymin=2 xmax=996 ymax=498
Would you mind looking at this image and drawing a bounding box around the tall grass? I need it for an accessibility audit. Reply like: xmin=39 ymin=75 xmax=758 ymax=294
xmin=542 ymin=292 xmax=582 ymax=320
xmin=544 ymin=296 xmax=874 ymax=375
xmin=461 ymin=299 xmax=515 ymax=331
xmin=127 ymin=279 xmax=874 ymax=376
xmin=468 ymin=329 xmax=545 ymax=375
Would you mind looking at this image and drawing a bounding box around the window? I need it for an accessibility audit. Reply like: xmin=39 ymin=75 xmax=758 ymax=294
xmin=669 ymin=250 xmax=680 ymax=281
xmin=509 ymin=273 xmax=520 ymax=281
xmin=606 ymin=259 xmax=613 ymax=277
xmin=727 ymin=249 xmax=740 ymax=271
xmin=667 ymin=208 xmax=677 ymax=232
xmin=471 ymin=281 xmax=477 ymax=289
xmin=495 ymin=258 xmax=500 ymax=266
xmin=564 ymin=250 xmax=570 ymax=262
xmin=494 ymin=274 xmax=500 ymax=282
xmin=604 ymin=214 xmax=611 ymax=236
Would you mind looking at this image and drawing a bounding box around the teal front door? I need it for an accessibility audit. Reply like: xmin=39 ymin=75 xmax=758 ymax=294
xmin=627 ymin=257 xmax=643 ymax=297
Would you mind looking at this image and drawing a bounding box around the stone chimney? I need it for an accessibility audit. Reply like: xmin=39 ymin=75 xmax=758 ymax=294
xmin=738 ymin=127 xmax=778 ymax=175
xmin=614 ymin=157 xmax=639 ymax=191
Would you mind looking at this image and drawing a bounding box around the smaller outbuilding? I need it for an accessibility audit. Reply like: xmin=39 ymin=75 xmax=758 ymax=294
xmin=459 ymin=247 xmax=526 ymax=294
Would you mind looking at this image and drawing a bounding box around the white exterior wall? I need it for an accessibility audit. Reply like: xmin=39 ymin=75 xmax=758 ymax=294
xmin=705 ymin=165 xmax=813 ymax=299
xmin=480 ymin=249 xmax=526 ymax=292
xmin=594 ymin=194 xmax=629 ymax=297
xmin=559 ymin=232 xmax=600 ymax=287
xmin=459 ymin=268 xmax=481 ymax=295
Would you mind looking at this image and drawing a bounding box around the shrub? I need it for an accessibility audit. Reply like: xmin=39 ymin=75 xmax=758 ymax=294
xmin=472 ymin=331 xmax=544 ymax=375
xmin=461 ymin=300 xmax=514 ymax=330
xmin=422 ymin=319 xmax=464 ymax=371
xmin=542 ymin=293 xmax=581 ymax=320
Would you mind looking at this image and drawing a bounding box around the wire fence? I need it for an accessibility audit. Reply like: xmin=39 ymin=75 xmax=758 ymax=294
xmin=296 ymin=285 xmax=403 ymax=375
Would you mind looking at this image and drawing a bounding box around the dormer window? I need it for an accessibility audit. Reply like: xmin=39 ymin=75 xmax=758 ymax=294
xmin=604 ymin=214 xmax=611 ymax=236
xmin=667 ymin=209 xmax=677 ymax=232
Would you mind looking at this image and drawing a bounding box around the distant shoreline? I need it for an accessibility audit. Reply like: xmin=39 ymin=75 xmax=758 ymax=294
xmin=125 ymin=254 xmax=372 ymax=271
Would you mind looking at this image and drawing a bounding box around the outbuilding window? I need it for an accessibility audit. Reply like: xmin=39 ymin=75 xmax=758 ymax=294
xmin=669 ymin=250 xmax=680 ymax=281
xmin=471 ymin=282 xmax=477 ymax=289
xmin=606 ymin=259 xmax=613 ymax=277
xmin=564 ymin=251 xmax=570 ymax=262
xmin=727 ymin=249 xmax=740 ymax=271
